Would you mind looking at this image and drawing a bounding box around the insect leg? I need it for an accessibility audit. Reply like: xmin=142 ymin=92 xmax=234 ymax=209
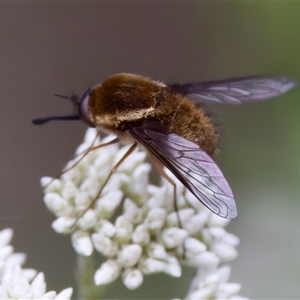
xmin=147 ymin=152 xmax=183 ymax=229
xmin=62 ymin=137 xmax=119 ymax=174
xmin=72 ymin=142 xmax=137 ymax=228
xmin=44 ymin=136 xmax=119 ymax=188
xmin=73 ymin=130 xmax=99 ymax=158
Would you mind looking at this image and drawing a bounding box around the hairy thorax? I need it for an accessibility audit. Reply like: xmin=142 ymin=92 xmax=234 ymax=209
xmin=88 ymin=73 xmax=218 ymax=156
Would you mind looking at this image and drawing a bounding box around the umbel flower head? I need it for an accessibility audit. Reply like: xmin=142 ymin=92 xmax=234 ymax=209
xmin=0 ymin=228 xmax=72 ymax=299
xmin=42 ymin=128 xmax=246 ymax=297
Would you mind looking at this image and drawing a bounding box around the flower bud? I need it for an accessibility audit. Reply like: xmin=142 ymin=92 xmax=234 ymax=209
xmin=146 ymin=243 xmax=167 ymax=260
xmin=74 ymin=192 xmax=91 ymax=211
xmin=77 ymin=209 xmax=97 ymax=231
xmin=0 ymin=228 xmax=13 ymax=247
xmin=183 ymin=211 xmax=209 ymax=235
xmin=160 ymin=227 xmax=188 ymax=249
xmin=55 ymin=288 xmax=73 ymax=300
xmin=115 ymin=216 xmax=133 ymax=244
xmin=51 ymin=217 xmax=75 ymax=234
xmin=211 ymin=242 xmax=238 ymax=262
xmin=96 ymin=190 xmax=123 ymax=219
xmin=208 ymin=213 xmax=231 ymax=227
xmin=118 ymin=244 xmax=142 ymax=268
xmin=97 ymin=220 xmax=116 ymax=238
xmin=94 ymin=260 xmax=121 ymax=285
xmin=164 ymin=256 xmax=181 ymax=277
xmin=167 ymin=208 xmax=194 ymax=227
xmin=140 ymin=257 xmax=167 ymax=275
xmin=122 ymin=269 xmax=143 ymax=290
xmin=92 ymin=232 xmax=118 ymax=258
xmin=132 ymin=224 xmax=150 ymax=246
xmin=123 ymin=198 xmax=143 ymax=224
xmin=71 ymin=231 xmax=93 ymax=256
xmin=184 ymin=237 xmax=206 ymax=258
xmin=146 ymin=207 xmax=166 ymax=232
xmin=187 ymin=251 xmax=220 ymax=268
xmin=31 ymin=272 xmax=46 ymax=298
xmin=41 ymin=177 xmax=62 ymax=193
xmin=43 ymin=193 xmax=72 ymax=217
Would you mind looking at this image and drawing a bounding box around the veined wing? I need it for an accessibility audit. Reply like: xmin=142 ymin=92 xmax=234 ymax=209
xmin=169 ymin=75 xmax=296 ymax=104
xmin=127 ymin=120 xmax=237 ymax=219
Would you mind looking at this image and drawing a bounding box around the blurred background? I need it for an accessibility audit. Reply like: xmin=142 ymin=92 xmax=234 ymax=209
xmin=1 ymin=2 xmax=300 ymax=299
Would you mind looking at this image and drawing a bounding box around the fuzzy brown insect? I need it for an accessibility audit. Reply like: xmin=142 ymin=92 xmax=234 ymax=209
xmin=33 ymin=73 xmax=296 ymax=219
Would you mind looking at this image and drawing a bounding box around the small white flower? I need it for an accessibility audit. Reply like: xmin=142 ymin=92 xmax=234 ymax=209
xmin=167 ymin=208 xmax=194 ymax=228
xmin=186 ymin=265 xmax=246 ymax=300
xmin=208 ymin=213 xmax=231 ymax=227
xmin=140 ymin=257 xmax=167 ymax=275
xmin=160 ymin=227 xmax=188 ymax=249
xmin=97 ymin=219 xmax=116 ymax=238
xmin=115 ymin=215 xmax=134 ymax=244
xmin=92 ymin=232 xmax=118 ymax=258
xmin=164 ymin=256 xmax=181 ymax=277
xmin=129 ymin=164 xmax=151 ymax=202
xmin=94 ymin=259 xmax=121 ymax=285
xmin=51 ymin=217 xmax=76 ymax=234
xmin=122 ymin=268 xmax=143 ymax=290
xmin=96 ymin=190 xmax=123 ymax=219
xmin=73 ymin=191 xmax=92 ymax=211
xmin=55 ymin=287 xmax=73 ymax=300
xmin=41 ymin=177 xmax=62 ymax=193
xmin=77 ymin=208 xmax=97 ymax=230
xmin=123 ymin=198 xmax=143 ymax=224
xmin=131 ymin=224 xmax=150 ymax=246
xmin=31 ymin=272 xmax=46 ymax=298
xmin=43 ymin=193 xmax=72 ymax=217
xmin=71 ymin=231 xmax=93 ymax=256
xmin=61 ymin=181 xmax=80 ymax=202
xmin=211 ymin=242 xmax=238 ymax=262
xmin=146 ymin=243 xmax=168 ymax=260
xmin=185 ymin=251 xmax=220 ymax=269
xmin=184 ymin=237 xmax=206 ymax=259
xmin=146 ymin=207 xmax=167 ymax=232
xmin=202 ymin=227 xmax=226 ymax=242
xmin=118 ymin=244 xmax=143 ymax=268
xmin=0 ymin=229 xmax=13 ymax=247
xmin=0 ymin=245 xmax=13 ymax=262
xmin=182 ymin=211 xmax=210 ymax=235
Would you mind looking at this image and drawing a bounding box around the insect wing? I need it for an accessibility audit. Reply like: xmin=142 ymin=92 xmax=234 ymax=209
xmin=127 ymin=120 xmax=237 ymax=219
xmin=169 ymin=75 xmax=296 ymax=104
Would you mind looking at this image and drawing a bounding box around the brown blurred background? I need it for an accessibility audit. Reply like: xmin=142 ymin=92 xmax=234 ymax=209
xmin=1 ymin=3 xmax=300 ymax=299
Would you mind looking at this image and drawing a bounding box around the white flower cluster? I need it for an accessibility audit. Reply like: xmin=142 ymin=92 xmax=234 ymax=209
xmin=0 ymin=228 xmax=72 ymax=299
xmin=185 ymin=264 xmax=248 ymax=300
xmin=42 ymin=128 xmax=246 ymax=297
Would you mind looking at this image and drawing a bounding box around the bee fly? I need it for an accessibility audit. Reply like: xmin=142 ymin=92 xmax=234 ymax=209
xmin=32 ymin=73 xmax=296 ymax=219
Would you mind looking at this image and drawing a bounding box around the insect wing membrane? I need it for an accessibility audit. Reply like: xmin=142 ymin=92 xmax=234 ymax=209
xmin=170 ymin=75 xmax=296 ymax=104
xmin=127 ymin=120 xmax=237 ymax=219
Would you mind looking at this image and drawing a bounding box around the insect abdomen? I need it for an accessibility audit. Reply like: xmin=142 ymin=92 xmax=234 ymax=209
xmin=156 ymin=90 xmax=218 ymax=156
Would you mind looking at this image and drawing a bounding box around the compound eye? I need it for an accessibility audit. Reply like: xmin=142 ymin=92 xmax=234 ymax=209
xmin=78 ymin=88 xmax=95 ymax=127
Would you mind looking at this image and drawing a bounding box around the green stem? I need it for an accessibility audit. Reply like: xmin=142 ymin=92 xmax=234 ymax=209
xmin=75 ymin=253 xmax=109 ymax=299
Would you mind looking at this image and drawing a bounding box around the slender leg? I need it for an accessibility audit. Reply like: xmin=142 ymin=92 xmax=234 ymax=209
xmin=147 ymin=152 xmax=183 ymax=229
xmin=45 ymin=137 xmax=119 ymax=188
xmin=73 ymin=131 xmax=99 ymax=158
xmin=72 ymin=143 xmax=137 ymax=228
xmin=61 ymin=137 xmax=119 ymax=174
